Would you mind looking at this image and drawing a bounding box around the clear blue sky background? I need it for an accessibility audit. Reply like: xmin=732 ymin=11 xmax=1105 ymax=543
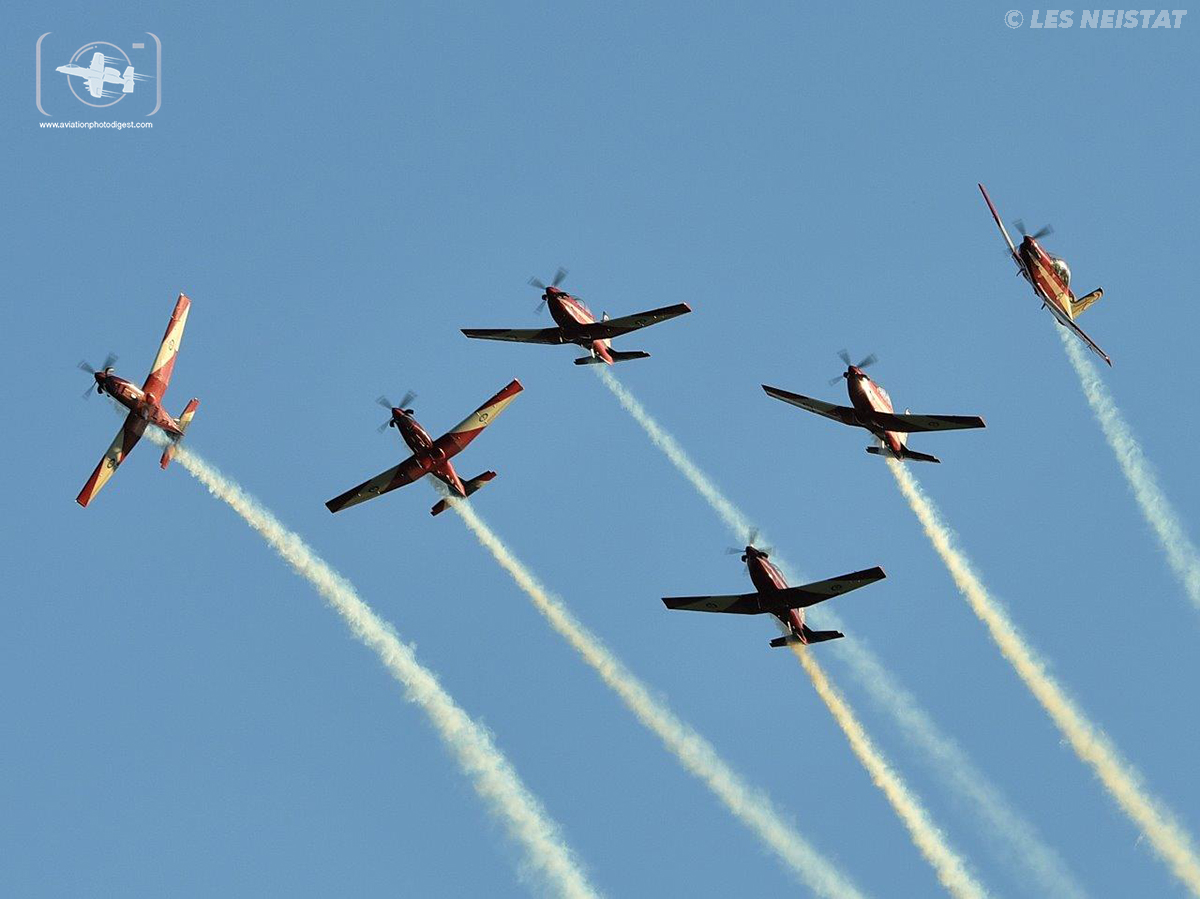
xmin=3 ymin=2 xmax=1198 ymax=896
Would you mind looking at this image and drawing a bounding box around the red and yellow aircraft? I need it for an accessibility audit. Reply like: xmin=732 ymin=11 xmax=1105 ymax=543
xmin=76 ymin=294 xmax=199 ymax=507
xmin=663 ymin=537 xmax=886 ymax=648
xmin=762 ymin=352 xmax=986 ymax=464
xmin=979 ymin=183 xmax=1111 ymax=366
xmin=461 ymin=268 xmax=691 ymax=365
xmin=326 ymin=380 xmax=523 ymax=516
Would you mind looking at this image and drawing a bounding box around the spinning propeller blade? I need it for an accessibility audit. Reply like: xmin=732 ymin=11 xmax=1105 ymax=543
xmin=1013 ymin=219 xmax=1054 ymax=240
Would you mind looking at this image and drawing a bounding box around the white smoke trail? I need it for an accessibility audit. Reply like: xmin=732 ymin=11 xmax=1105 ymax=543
xmin=595 ymin=367 xmax=1087 ymax=899
xmin=887 ymin=458 xmax=1200 ymax=896
xmin=1061 ymin=327 xmax=1200 ymax=614
xmin=792 ymin=647 xmax=987 ymax=899
xmin=448 ymin=500 xmax=867 ymax=899
xmin=162 ymin=443 xmax=600 ymax=899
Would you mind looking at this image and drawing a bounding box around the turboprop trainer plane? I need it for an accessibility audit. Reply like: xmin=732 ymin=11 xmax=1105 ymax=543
xmin=763 ymin=351 xmax=986 ymax=464
xmin=662 ymin=536 xmax=886 ymax=648
xmin=461 ymin=268 xmax=691 ymax=365
xmin=76 ymin=294 xmax=199 ymax=507
xmin=979 ymin=182 xmax=1111 ymax=366
xmin=325 ymin=380 xmax=523 ymax=516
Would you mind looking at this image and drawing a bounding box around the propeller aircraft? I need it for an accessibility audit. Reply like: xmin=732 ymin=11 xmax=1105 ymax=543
xmin=76 ymin=294 xmax=199 ymax=507
xmin=662 ymin=533 xmax=886 ymax=648
xmin=978 ymin=183 xmax=1111 ymax=365
xmin=461 ymin=268 xmax=692 ymax=365
xmin=763 ymin=351 xmax=986 ymax=464
xmin=326 ymin=380 xmax=523 ymax=516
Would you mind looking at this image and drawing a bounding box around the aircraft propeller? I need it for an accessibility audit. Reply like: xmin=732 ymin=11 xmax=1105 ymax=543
xmin=725 ymin=527 xmax=773 ymax=558
xmin=78 ymin=353 xmax=118 ymax=398
xmin=377 ymin=390 xmax=417 ymax=431
xmin=530 ymin=267 xmax=568 ymax=313
xmin=829 ymin=349 xmax=878 ymax=385
xmin=1013 ymin=219 xmax=1054 ymax=241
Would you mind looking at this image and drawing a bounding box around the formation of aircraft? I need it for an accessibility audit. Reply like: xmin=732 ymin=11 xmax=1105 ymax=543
xmin=979 ymin=183 xmax=1111 ymax=366
xmin=662 ymin=536 xmax=886 ymax=647
xmin=325 ymin=380 xmax=523 ymax=516
xmin=56 ymin=52 xmax=139 ymax=99
xmin=763 ymin=352 xmax=986 ymax=464
xmin=76 ymin=294 xmax=198 ymax=507
xmin=76 ymin=197 xmax=1111 ymax=647
xmin=462 ymin=268 xmax=692 ymax=365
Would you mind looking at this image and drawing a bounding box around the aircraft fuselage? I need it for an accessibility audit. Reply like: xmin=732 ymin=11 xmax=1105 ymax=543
xmin=96 ymin=372 xmax=183 ymax=436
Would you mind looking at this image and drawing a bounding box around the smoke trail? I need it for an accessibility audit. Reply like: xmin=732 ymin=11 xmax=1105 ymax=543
xmin=1061 ymin=327 xmax=1200 ymax=614
xmin=887 ymin=458 xmax=1200 ymax=895
xmin=448 ymin=500 xmax=866 ymax=899
xmin=161 ymin=443 xmax=599 ymax=899
xmin=792 ymin=648 xmax=987 ymax=899
xmin=595 ymin=367 xmax=1087 ymax=899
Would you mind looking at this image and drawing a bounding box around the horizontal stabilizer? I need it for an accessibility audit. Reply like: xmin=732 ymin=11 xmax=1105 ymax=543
xmin=866 ymin=445 xmax=940 ymax=464
xmin=768 ymin=627 xmax=844 ymax=648
xmin=431 ymin=471 xmax=497 ymax=516
xmin=1070 ymin=288 xmax=1103 ymax=317
xmin=160 ymin=398 xmax=200 ymax=469
xmin=573 ymin=350 xmax=651 ymax=366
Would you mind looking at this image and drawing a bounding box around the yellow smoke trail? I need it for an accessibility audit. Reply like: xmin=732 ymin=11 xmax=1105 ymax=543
xmin=448 ymin=500 xmax=867 ymax=899
xmin=595 ymin=367 xmax=1086 ymax=898
xmin=162 ymin=443 xmax=600 ymax=899
xmin=1061 ymin=327 xmax=1200 ymax=613
xmin=793 ymin=648 xmax=987 ymax=899
xmin=887 ymin=457 xmax=1200 ymax=896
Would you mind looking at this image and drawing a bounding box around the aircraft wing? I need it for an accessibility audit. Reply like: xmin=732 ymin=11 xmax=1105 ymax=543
xmin=575 ymin=303 xmax=692 ymax=340
xmin=90 ymin=52 xmax=105 ymax=71
xmin=461 ymin=327 xmax=564 ymax=345
xmin=325 ymin=454 xmax=427 ymax=513
xmin=662 ymin=592 xmax=765 ymax=614
xmin=867 ymin=411 xmax=987 ymax=433
xmin=761 ymin=385 xmax=857 ymax=426
xmin=1046 ymin=305 xmax=1113 ymax=366
xmin=86 ymin=77 xmax=104 ymax=98
xmin=978 ymin=183 xmax=1021 ymax=265
xmin=77 ymin=412 xmax=147 ymax=507
xmin=663 ymin=567 xmax=885 ymax=615
xmin=143 ymin=294 xmax=191 ymax=399
xmin=433 ymin=379 xmax=524 ymax=457
xmin=776 ymin=567 xmax=887 ymax=609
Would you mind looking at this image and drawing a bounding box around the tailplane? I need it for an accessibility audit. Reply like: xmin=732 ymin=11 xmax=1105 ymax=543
xmin=769 ymin=625 xmax=845 ymax=648
xmin=865 ymin=445 xmax=940 ymax=464
xmin=431 ymin=471 xmax=497 ymax=516
xmin=573 ymin=350 xmax=651 ymax=366
xmin=1070 ymin=288 xmax=1103 ymax=317
xmin=161 ymin=398 xmax=200 ymax=469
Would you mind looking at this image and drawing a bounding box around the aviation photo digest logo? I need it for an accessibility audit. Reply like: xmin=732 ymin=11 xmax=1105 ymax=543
xmin=36 ymin=32 xmax=161 ymax=124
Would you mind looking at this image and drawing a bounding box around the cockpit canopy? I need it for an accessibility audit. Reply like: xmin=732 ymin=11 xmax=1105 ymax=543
xmin=1050 ymin=256 xmax=1071 ymax=286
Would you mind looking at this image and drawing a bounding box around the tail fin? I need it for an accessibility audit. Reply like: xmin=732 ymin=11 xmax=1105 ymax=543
xmin=431 ymin=471 xmax=496 ymax=516
xmin=1070 ymin=288 xmax=1103 ymax=317
xmin=865 ymin=445 xmax=941 ymax=464
xmin=573 ymin=350 xmax=651 ymax=366
xmin=161 ymin=398 xmax=199 ymax=469
xmin=122 ymin=66 xmax=136 ymax=92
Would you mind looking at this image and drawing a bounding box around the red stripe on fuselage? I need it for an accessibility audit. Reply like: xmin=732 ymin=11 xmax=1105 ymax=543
xmin=747 ymin=553 xmax=806 ymax=637
xmin=847 ymin=372 xmax=903 ymax=455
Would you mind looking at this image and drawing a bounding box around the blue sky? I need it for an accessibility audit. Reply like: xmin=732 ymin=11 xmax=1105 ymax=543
xmin=4 ymin=1 xmax=1198 ymax=895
